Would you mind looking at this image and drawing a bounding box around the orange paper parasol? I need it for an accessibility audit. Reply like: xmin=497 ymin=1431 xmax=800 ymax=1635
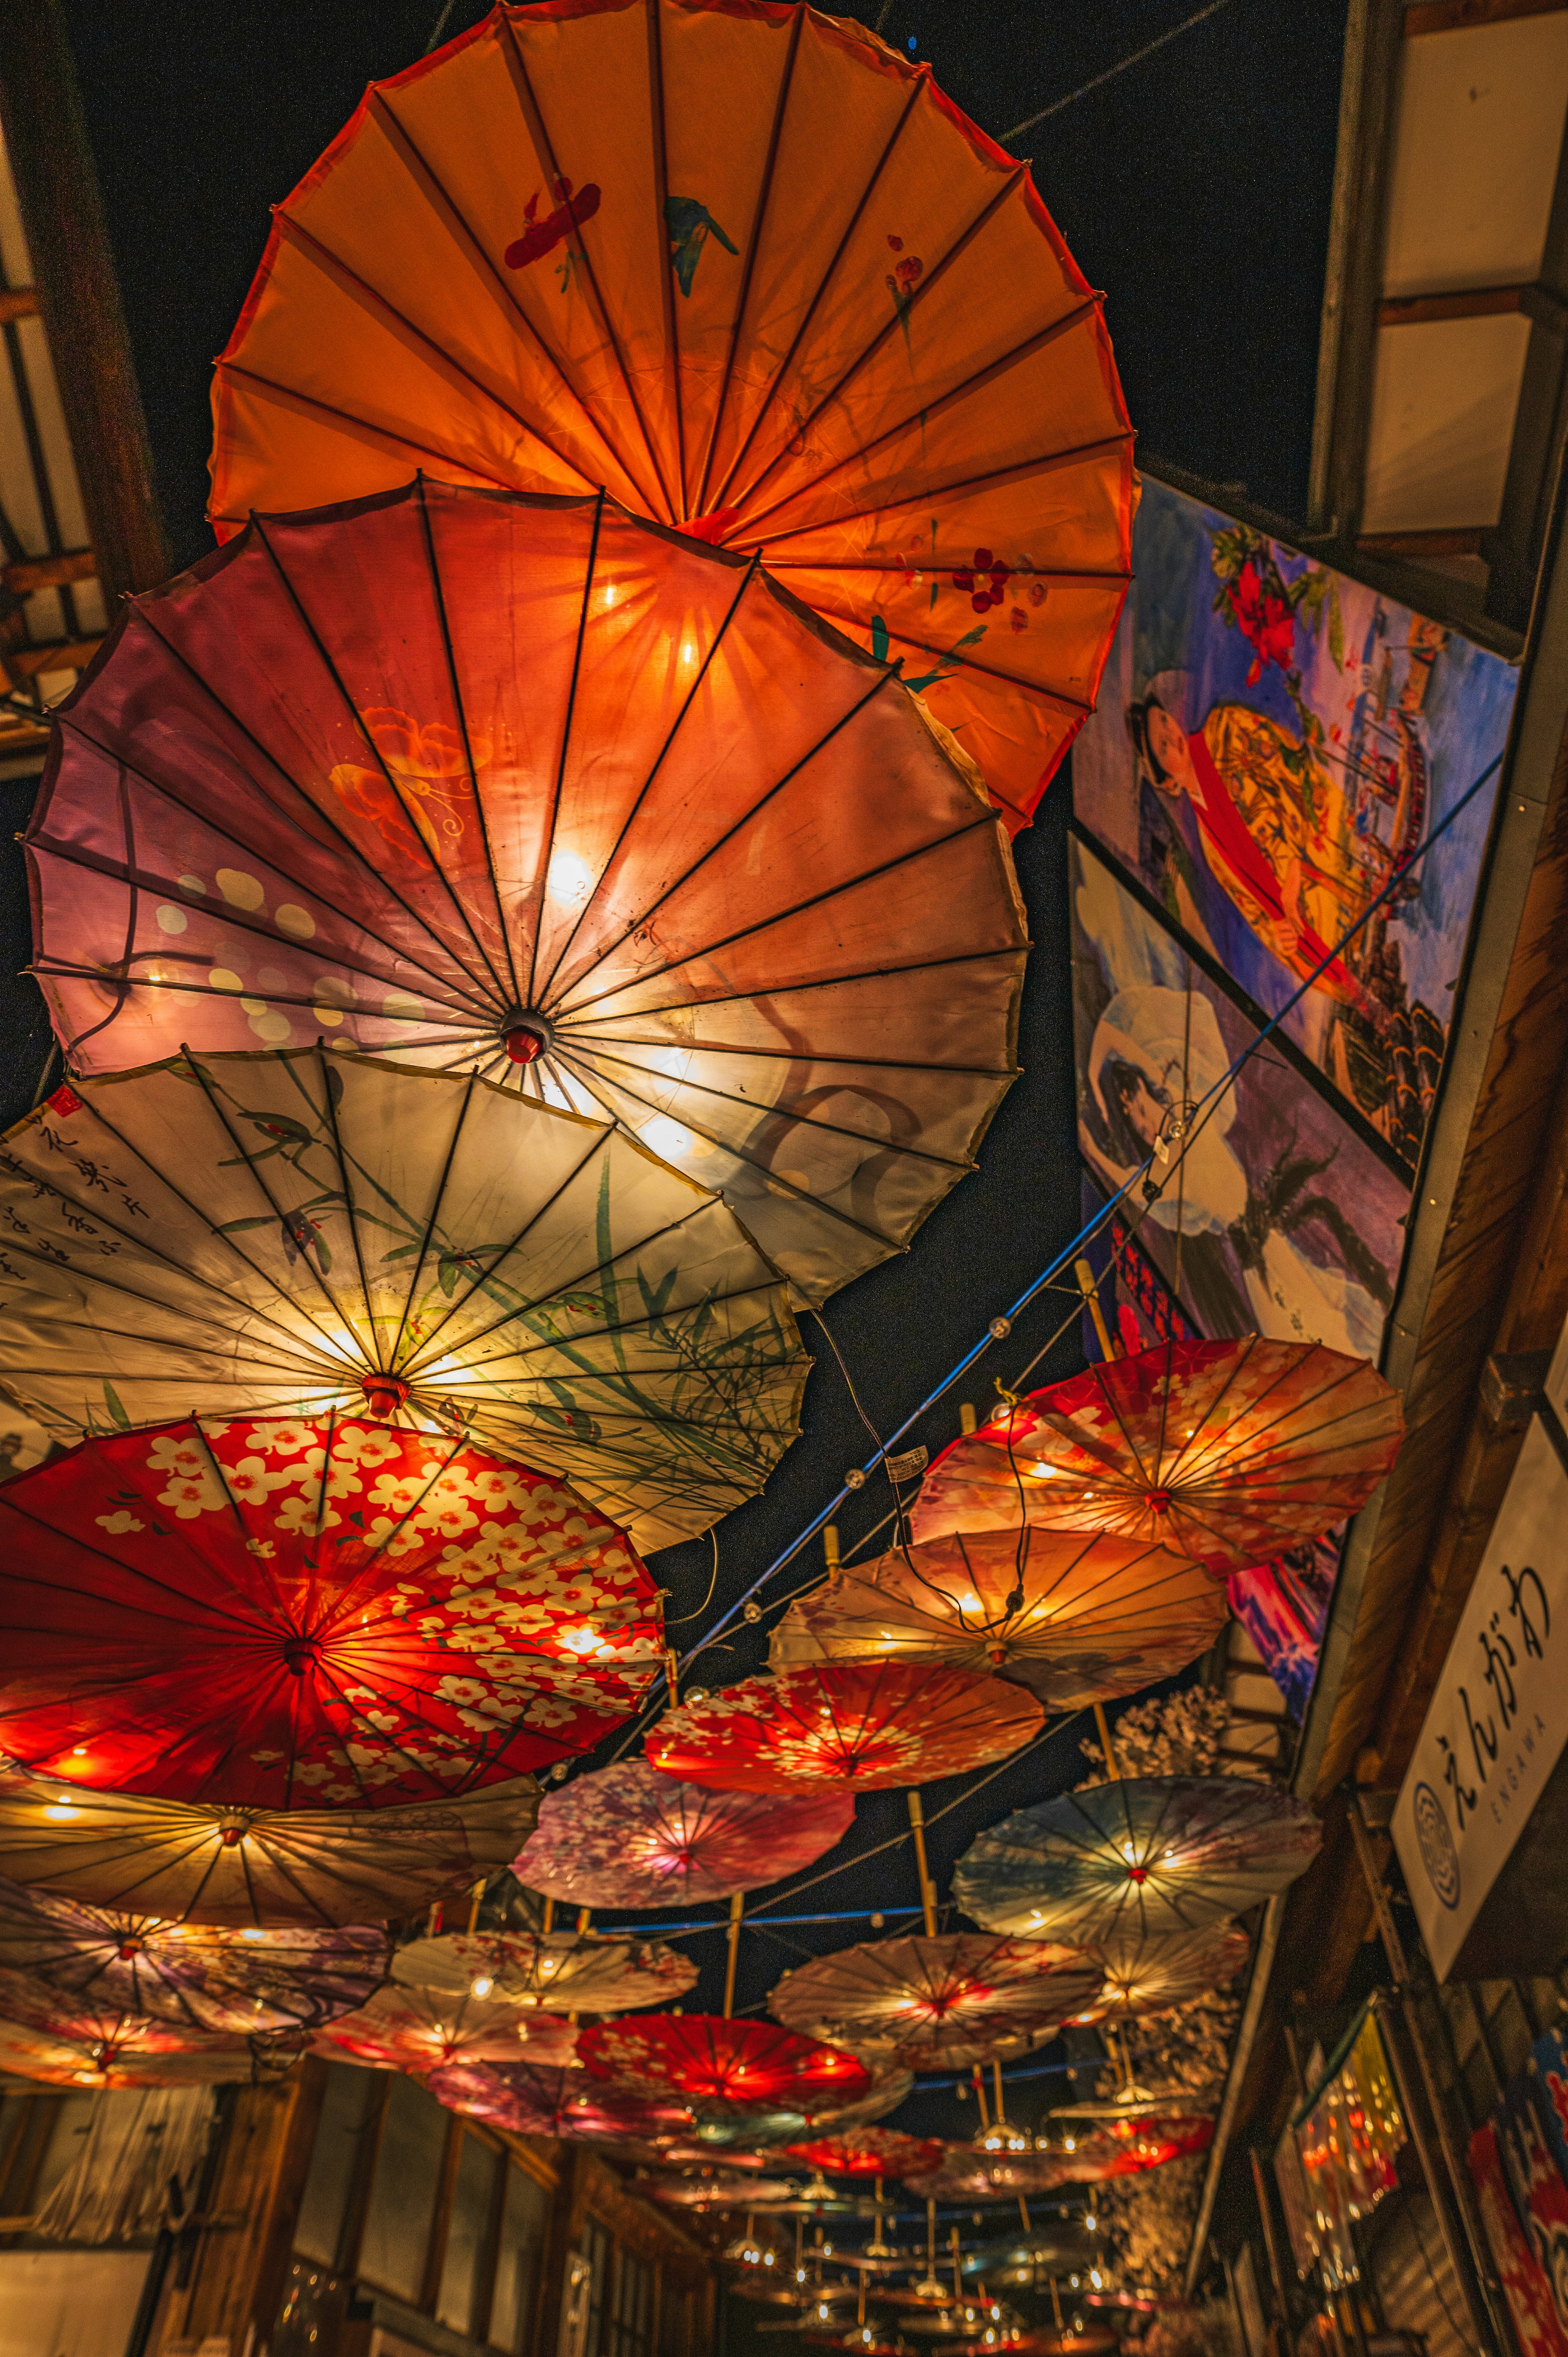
xmin=0 ymin=1762 xmax=539 ymax=1928
xmin=31 ymin=482 xmax=1029 ymax=1306
xmin=392 ymin=1927 xmax=696 ymax=2014
xmin=768 ymin=1933 xmax=1100 ymax=2069
xmin=0 ymin=1414 xmax=661 ymax=1809
xmin=1081 ymin=1922 xmax=1251 ymax=2021
xmin=513 ymin=1760 xmax=854 ymax=1906
xmin=313 ymin=1979 xmax=577 ymax=2072
xmin=206 ymin=2 xmax=1133 ymax=831
xmin=911 ymin=1338 xmax=1402 ymax=1573
xmin=578 ymin=2013 xmax=870 ymax=2107
xmin=644 ymin=1664 xmax=1043 ymax=1793
xmin=768 ymin=1529 xmax=1226 ymax=1706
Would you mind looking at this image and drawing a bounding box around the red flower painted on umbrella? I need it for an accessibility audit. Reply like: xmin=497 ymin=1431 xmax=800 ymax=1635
xmin=951 ymin=546 xmax=1011 ymax=614
xmin=505 ymin=177 xmax=602 ymax=270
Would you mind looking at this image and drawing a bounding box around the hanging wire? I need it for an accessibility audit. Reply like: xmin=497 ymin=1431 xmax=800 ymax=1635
xmin=997 ymin=0 xmax=1241 ymax=143
xmin=664 ymin=1528 xmax=720 ymax=1626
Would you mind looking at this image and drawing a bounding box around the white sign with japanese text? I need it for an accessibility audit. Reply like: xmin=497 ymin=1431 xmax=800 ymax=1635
xmin=1393 ymin=1414 xmax=1568 ymax=1979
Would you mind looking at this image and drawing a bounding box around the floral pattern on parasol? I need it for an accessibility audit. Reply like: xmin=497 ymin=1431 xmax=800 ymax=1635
xmin=0 ymin=1414 xmax=662 ymax=1809
xmin=30 ymin=482 xmax=1029 ymax=1309
xmin=952 ymin=1777 xmax=1321 ymax=1944
xmin=768 ymin=1529 xmax=1226 ymax=1707
xmin=392 ymin=1928 xmax=696 ymax=2015
xmin=768 ymin=1934 xmax=1101 ymax=2070
xmin=644 ymin=1665 xmax=1044 ymax=1793
xmin=0 ymin=1967 xmax=265 ymax=2088
xmin=911 ymin=1337 xmax=1401 ymax=1573
xmin=428 ymin=2057 xmax=695 ymax=2142
xmin=0 ymin=1762 xmax=539 ymax=1928
xmin=512 ymin=1761 xmax=853 ymax=1907
xmin=780 ymin=2127 xmax=945 ymax=2181
xmin=206 ymin=6 xmax=1133 ymax=831
xmin=313 ymin=1979 xmax=577 ymax=2073
xmin=578 ymin=2015 xmax=871 ymax=2108
xmin=0 ymin=1047 xmax=808 ymax=1551
xmin=0 ymin=1877 xmax=387 ymax=2034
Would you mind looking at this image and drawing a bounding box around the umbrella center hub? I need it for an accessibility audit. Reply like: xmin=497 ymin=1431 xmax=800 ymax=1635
xmin=283 ymin=1635 xmax=322 ymax=1677
xmin=218 ymin=1820 xmax=247 ymax=1847
xmin=116 ymin=1939 xmax=144 ymax=1960
xmin=501 ymin=1010 xmax=553 ymax=1065
xmin=1145 ymin=1488 xmax=1174 ymax=1512
xmin=361 ymin=1372 xmax=410 ymax=1417
xmin=1125 ymin=1864 xmax=1149 ymax=1883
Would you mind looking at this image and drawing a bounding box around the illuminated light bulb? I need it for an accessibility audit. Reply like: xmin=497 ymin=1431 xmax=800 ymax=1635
xmin=45 ymin=1804 xmax=79 ymax=1820
xmin=560 ymin=1626 xmax=605 ymax=1656
xmin=241 ymin=1927 xmax=266 ymax=1942
xmin=471 ymin=1976 xmax=494 ymax=1998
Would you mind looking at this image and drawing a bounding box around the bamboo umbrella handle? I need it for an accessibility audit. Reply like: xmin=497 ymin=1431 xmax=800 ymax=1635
xmin=906 ymin=1792 xmax=938 ymax=1937
xmin=1091 ymin=1701 xmax=1121 ymax=1781
xmin=724 ymin=1891 xmax=744 ymax=2018
xmin=1074 ymin=1257 xmax=1116 ymax=1361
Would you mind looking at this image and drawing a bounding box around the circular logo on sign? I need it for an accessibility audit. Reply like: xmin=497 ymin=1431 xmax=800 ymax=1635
xmin=1412 ymin=1782 xmax=1460 ymax=1911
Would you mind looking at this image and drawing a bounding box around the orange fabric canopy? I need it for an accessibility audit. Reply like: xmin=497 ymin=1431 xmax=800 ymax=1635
xmin=208 ymin=0 xmax=1134 ymax=830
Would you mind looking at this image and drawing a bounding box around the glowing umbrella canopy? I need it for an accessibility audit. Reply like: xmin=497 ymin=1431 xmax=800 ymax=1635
xmin=32 ymin=481 xmax=1030 ymax=1309
xmin=0 ymin=1047 xmax=806 ymax=1550
xmin=958 ymin=2227 xmax=1099 ymax=2281
xmin=579 ymin=2014 xmax=871 ymax=2107
xmin=781 ymin=2129 xmax=945 ymax=2181
xmin=429 ymin=2056 xmax=694 ymax=2140
xmin=911 ymin=1338 xmax=1403 ymax=1573
xmin=0 ymin=1413 xmax=661 ymax=1809
xmin=0 ymin=1969 xmax=263 ymax=2088
xmin=1080 ymin=1922 xmax=1251 ymax=2020
xmin=0 ymin=1762 xmax=538 ymax=1928
xmin=0 ymin=1877 xmax=388 ymax=2034
xmin=768 ymin=1934 xmax=1100 ymax=2070
xmin=952 ymin=1777 xmax=1321 ymax=1944
xmin=313 ymin=1979 xmax=577 ymax=2072
xmin=513 ymin=1760 xmax=853 ymax=1907
xmin=768 ymin=1528 xmax=1225 ymax=1707
xmin=648 ymin=2171 xmax=801 ymax=2208
xmin=1031 ymin=2112 xmax=1214 ymax=2181
xmin=392 ymin=1927 xmax=696 ymax=2014
xmin=644 ymin=1664 xmax=1043 ymax=1793
xmin=206 ymin=0 xmax=1134 ymax=832
xmin=902 ymin=2146 xmax=1078 ymax=2200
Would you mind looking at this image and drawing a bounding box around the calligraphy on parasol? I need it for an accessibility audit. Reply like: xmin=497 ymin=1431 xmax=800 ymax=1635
xmin=952 ymin=1777 xmax=1321 ymax=1944
xmin=781 ymin=2128 xmax=945 ymax=2181
xmin=0 ymin=1761 xmax=539 ymax=1927
xmin=31 ymin=484 xmax=1029 ymax=1311
xmin=313 ymin=1979 xmax=577 ymax=2072
xmin=428 ymin=2057 xmax=695 ymax=2142
xmin=768 ymin=1934 xmax=1100 ymax=2070
xmin=206 ymin=2 xmax=1134 ymax=830
xmin=512 ymin=1761 xmax=853 ymax=1907
xmin=0 ymin=1046 xmax=807 ymax=1549
xmin=578 ymin=2015 xmax=871 ymax=2109
xmin=0 ymin=1877 xmax=388 ymax=2034
xmin=644 ymin=1665 xmax=1044 ymax=1793
xmin=768 ymin=1529 xmax=1226 ymax=1706
xmin=0 ymin=1414 xmax=662 ymax=1808
xmin=392 ymin=1927 xmax=696 ymax=2014
xmin=911 ymin=1338 xmax=1403 ymax=1573
xmin=1079 ymin=1922 xmax=1251 ymax=2021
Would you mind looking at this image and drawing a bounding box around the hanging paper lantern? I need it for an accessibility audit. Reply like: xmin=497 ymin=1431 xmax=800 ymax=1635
xmin=645 ymin=1664 xmax=1043 ymax=1793
xmin=768 ymin=1933 xmax=1100 ymax=2070
xmin=912 ymin=1338 xmax=1402 ymax=1574
xmin=0 ymin=1048 xmax=807 ymax=1550
xmin=578 ymin=2014 xmax=871 ymax=2108
xmin=768 ymin=1528 xmax=1226 ymax=1706
xmin=0 ymin=1413 xmax=664 ymax=1808
xmin=953 ymin=1777 xmax=1321 ymax=1944
xmin=205 ymin=3 xmax=1133 ymax=831
xmin=0 ymin=1879 xmax=387 ymax=2035
xmin=0 ymin=1762 xmax=539 ymax=1929
xmin=513 ymin=1761 xmax=853 ymax=1908
xmin=31 ymin=483 xmax=1029 ymax=1310
xmin=392 ymin=1928 xmax=696 ymax=2016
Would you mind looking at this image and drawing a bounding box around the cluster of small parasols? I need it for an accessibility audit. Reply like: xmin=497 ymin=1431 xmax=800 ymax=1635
xmin=0 ymin=3 xmax=1407 ymax=2347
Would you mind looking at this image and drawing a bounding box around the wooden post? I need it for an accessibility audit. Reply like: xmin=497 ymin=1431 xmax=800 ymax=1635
xmin=723 ymin=1892 xmax=744 ymax=2018
xmin=466 ymin=1879 xmax=484 ymax=1935
xmin=906 ymin=1792 xmax=938 ymax=1936
xmin=1050 ymin=2275 xmax=1065 ymax=2332
xmin=576 ymin=1909 xmax=592 ymax=1934
xmin=1018 ymin=2192 xmax=1032 ymax=2233
xmin=1074 ymin=1257 xmax=1116 ymax=1361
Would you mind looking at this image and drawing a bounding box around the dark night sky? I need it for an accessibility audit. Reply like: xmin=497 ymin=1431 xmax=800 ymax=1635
xmin=8 ymin=0 xmax=1351 ymax=2234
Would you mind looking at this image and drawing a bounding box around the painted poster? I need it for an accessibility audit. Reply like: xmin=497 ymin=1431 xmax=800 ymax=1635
xmin=1227 ymin=1536 xmax=1341 ymax=1721
xmin=1496 ymin=2043 xmax=1568 ymax=2342
xmin=1077 ymin=1171 xmax=1198 ymax=1362
xmin=1472 ymin=2119 xmax=1568 ymax=2357
xmin=1070 ymin=833 xmax=1410 ymax=1358
xmin=1072 ymin=476 xmax=1518 ymax=1166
